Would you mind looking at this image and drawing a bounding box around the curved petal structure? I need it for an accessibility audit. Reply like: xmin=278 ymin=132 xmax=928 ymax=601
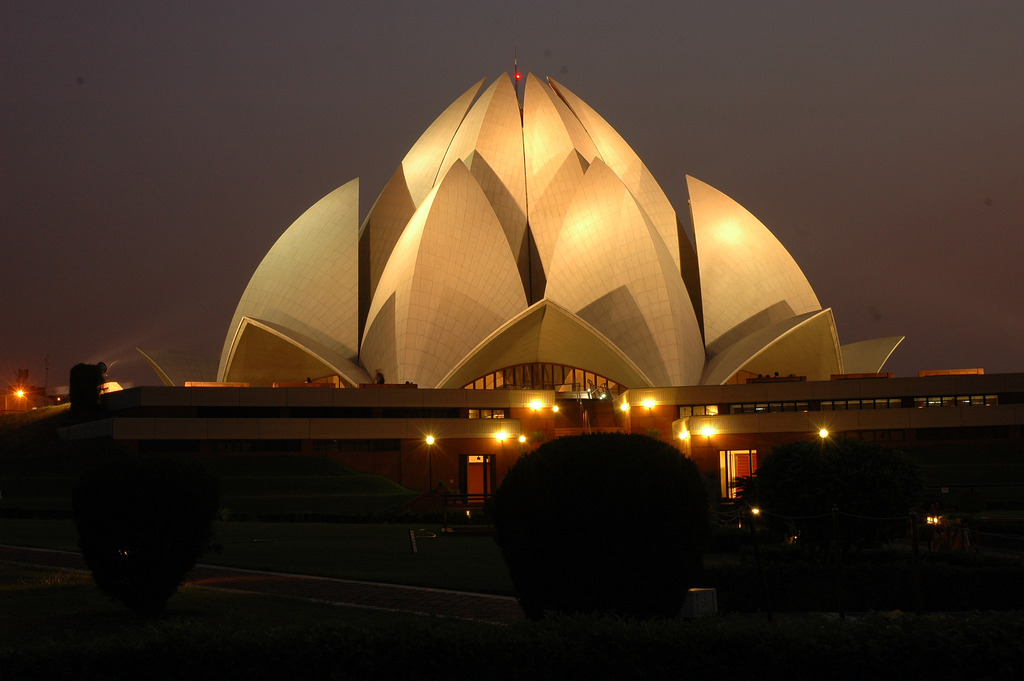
xmin=688 ymin=175 xmax=821 ymax=354
xmin=224 ymin=317 xmax=370 ymax=387
xmin=438 ymin=300 xmax=652 ymax=390
xmin=702 ymin=309 xmax=842 ymax=385
xmin=178 ymin=73 xmax=901 ymax=392
xmin=546 ymin=158 xmax=704 ymax=386
xmin=138 ymin=348 xmax=218 ymax=387
xmin=842 ymin=336 xmax=906 ymax=374
xmin=361 ymin=161 xmax=528 ymax=387
xmin=219 ymin=179 xmax=360 ymax=382
xmin=549 ymin=78 xmax=682 ymax=273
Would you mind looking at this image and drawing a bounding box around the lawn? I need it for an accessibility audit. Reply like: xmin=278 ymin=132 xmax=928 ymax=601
xmin=0 ymin=518 xmax=516 ymax=594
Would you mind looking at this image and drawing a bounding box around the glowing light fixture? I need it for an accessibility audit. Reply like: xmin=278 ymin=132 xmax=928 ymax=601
xmin=620 ymin=402 xmax=630 ymax=412
xmin=530 ymin=399 xmax=542 ymax=410
xmin=701 ymin=426 xmax=716 ymax=438
xmin=495 ymin=432 xmax=508 ymax=442
xmin=15 ymin=390 xmax=25 ymax=398
xmin=518 ymin=435 xmax=526 ymax=444
xmin=642 ymin=398 xmax=655 ymax=409
xmin=751 ymin=507 xmax=761 ymax=516
xmin=425 ymin=435 xmax=435 ymax=445
xmin=818 ymin=429 xmax=829 ymax=439
xmin=678 ymin=430 xmax=690 ymax=440
xmin=552 ymin=405 xmax=559 ymax=413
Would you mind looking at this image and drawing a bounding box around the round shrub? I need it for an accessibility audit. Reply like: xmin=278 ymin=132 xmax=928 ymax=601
xmin=73 ymin=455 xmax=220 ymax=618
xmin=755 ymin=438 xmax=921 ymax=553
xmin=492 ymin=433 xmax=709 ymax=620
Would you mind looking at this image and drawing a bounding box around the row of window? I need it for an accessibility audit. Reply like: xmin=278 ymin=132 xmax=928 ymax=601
xmin=727 ymin=402 xmax=810 ymax=415
xmin=822 ymin=398 xmax=903 ymax=410
xmin=913 ymin=395 xmax=998 ymax=408
xmin=468 ymin=409 xmax=507 ymax=419
xmin=682 ymin=394 xmax=1000 ymax=418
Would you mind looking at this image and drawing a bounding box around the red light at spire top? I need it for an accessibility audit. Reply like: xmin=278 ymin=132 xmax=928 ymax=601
xmin=515 ymin=71 xmax=521 ymax=80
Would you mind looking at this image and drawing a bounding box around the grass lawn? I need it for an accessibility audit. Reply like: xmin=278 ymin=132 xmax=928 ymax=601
xmin=0 ymin=518 xmax=516 ymax=594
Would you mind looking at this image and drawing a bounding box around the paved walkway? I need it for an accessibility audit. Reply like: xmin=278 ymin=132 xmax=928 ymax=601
xmin=0 ymin=545 xmax=525 ymax=624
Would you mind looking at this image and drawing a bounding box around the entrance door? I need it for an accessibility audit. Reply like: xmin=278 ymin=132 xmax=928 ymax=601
xmin=720 ymin=449 xmax=757 ymax=499
xmin=464 ymin=455 xmax=494 ymax=495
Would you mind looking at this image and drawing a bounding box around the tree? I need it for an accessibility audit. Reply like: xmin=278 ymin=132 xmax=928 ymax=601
xmin=73 ymin=455 xmax=220 ymax=618
xmin=69 ymin=362 xmax=106 ymax=412
xmin=492 ymin=433 xmax=709 ymax=620
xmin=753 ymin=438 xmax=921 ymax=553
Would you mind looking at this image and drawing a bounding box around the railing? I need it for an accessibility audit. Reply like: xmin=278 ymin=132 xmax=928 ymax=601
xmin=441 ymin=493 xmax=493 ymax=533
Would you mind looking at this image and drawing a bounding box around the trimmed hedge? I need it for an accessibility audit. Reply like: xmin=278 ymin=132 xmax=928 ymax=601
xmin=4 ymin=609 xmax=1024 ymax=680
xmin=492 ymin=433 xmax=708 ymax=619
xmin=707 ymin=550 xmax=1024 ymax=613
xmin=72 ymin=456 xmax=219 ymax=618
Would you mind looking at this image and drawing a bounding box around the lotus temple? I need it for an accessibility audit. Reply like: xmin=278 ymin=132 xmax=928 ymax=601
xmin=62 ymin=73 xmax=1022 ymax=500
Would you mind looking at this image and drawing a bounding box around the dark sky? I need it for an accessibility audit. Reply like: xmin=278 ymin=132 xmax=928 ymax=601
xmin=2 ymin=0 xmax=1022 ymax=391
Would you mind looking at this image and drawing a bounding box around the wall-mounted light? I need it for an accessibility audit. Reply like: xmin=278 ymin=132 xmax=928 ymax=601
xmin=620 ymin=402 xmax=630 ymax=412
xmin=818 ymin=429 xmax=829 ymax=439
xmin=518 ymin=435 xmax=526 ymax=444
xmin=642 ymin=398 xmax=655 ymax=409
xmin=495 ymin=432 xmax=508 ymax=442
xmin=425 ymin=435 xmax=435 ymax=445
xmin=552 ymin=405 xmax=559 ymax=413
xmin=530 ymin=399 xmax=542 ymax=410
xmin=701 ymin=426 xmax=716 ymax=438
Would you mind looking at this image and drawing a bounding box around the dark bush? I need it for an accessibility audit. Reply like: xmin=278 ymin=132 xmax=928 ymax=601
xmin=72 ymin=456 xmax=219 ymax=618
xmin=754 ymin=438 xmax=921 ymax=553
xmin=492 ymin=432 xmax=708 ymax=619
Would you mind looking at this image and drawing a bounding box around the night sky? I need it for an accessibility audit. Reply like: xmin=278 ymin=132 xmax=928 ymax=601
xmin=2 ymin=1 xmax=1021 ymax=391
